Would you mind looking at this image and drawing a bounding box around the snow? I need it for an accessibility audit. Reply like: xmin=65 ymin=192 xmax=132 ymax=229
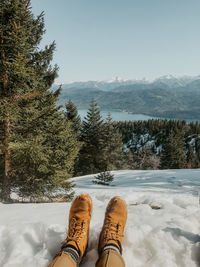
xmin=54 ymin=74 xmax=200 ymax=89
xmin=1 ymin=169 xmax=200 ymax=267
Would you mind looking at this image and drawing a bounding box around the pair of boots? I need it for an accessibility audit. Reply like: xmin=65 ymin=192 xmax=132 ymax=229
xmin=48 ymin=195 xmax=127 ymax=267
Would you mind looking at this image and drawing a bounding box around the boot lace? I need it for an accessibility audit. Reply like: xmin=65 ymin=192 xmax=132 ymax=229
xmin=67 ymin=216 xmax=87 ymax=245
xmin=102 ymin=220 xmax=123 ymax=242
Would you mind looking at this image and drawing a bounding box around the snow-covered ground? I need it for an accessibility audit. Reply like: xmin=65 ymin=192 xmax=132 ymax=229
xmin=0 ymin=169 xmax=200 ymax=267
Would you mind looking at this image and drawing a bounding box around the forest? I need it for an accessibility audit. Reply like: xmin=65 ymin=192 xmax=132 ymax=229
xmin=66 ymin=100 xmax=200 ymax=176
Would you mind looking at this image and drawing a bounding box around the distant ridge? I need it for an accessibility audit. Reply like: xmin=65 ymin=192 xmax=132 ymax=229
xmin=54 ymin=74 xmax=200 ymax=91
xmin=54 ymin=75 xmax=200 ymax=120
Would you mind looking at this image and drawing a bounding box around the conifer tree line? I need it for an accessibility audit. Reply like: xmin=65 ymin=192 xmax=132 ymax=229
xmin=74 ymin=99 xmax=124 ymax=176
xmin=114 ymin=119 xmax=200 ymax=169
xmin=67 ymin=100 xmax=200 ymax=173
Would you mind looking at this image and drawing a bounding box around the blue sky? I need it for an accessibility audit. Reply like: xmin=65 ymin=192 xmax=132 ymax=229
xmin=31 ymin=0 xmax=200 ymax=83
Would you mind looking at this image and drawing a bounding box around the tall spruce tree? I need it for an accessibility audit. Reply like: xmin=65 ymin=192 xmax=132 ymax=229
xmin=103 ymin=113 xmax=124 ymax=170
xmin=65 ymin=100 xmax=81 ymax=135
xmin=186 ymin=143 xmax=196 ymax=168
xmin=11 ymin=90 xmax=81 ymax=200
xmin=76 ymin=99 xmax=105 ymax=175
xmin=159 ymin=130 xmax=186 ymax=169
xmin=0 ymin=0 xmax=80 ymax=202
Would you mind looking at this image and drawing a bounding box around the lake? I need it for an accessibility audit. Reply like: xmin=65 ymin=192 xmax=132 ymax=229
xmin=78 ymin=109 xmax=157 ymax=121
xmin=78 ymin=109 xmax=200 ymax=122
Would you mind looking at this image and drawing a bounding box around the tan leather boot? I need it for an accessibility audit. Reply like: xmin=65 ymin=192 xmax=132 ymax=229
xmin=98 ymin=196 xmax=127 ymax=254
xmin=62 ymin=194 xmax=92 ymax=260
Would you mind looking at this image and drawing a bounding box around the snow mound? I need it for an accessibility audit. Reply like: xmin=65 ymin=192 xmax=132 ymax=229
xmin=0 ymin=169 xmax=200 ymax=267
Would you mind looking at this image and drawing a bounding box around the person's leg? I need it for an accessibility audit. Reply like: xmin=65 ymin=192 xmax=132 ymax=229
xmin=96 ymin=196 xmax=127 ymax=267
xmin=47 ymin=194 xmax=92 ymax=267
xmin=47 ymin=251 xmax=76 ymax=267
xmin=96 ymin=250 xmax=125 ymax=267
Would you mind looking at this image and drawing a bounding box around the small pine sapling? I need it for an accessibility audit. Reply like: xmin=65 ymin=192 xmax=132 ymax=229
xmin=93 ymin=171 xmax=114 ymax=186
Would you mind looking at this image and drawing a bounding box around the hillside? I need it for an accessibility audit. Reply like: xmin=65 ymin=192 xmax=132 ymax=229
xmin=1 ymin=169 xmax=200 ymax=267
xmin=56 ymin=76 xmax=200 ymax=120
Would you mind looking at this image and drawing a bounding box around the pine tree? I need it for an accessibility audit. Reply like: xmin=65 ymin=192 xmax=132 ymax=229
xmin=0 ymin=0 xmax=80 ymax=202
xmin=0 ymin=0 xmax=40 ymax=202
xmin=159 ymin=130 xmax=186 ymax=169
xmin=136 ymin=147 xmax=158 ymax=169
xmin=65 ymin=100 xmax=81 ymax=135
xmin=102 ymin=113 xmax=124 ymax=170
xmin=92 ymin=171 xmax=114 ymax=186
xmin=186 ymin=143 xmax=195 ymax=168
xmin=76 ymin=99 xmax=105 ymax=175
xmin=125 ymin=147 xmax=158 ymax=170
xmin=11 ymin=90 xmax=81 ymax=200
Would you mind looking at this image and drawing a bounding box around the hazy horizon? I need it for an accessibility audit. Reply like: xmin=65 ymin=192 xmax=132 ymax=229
xmin=53 ymin=74 xmax=200 ymax=85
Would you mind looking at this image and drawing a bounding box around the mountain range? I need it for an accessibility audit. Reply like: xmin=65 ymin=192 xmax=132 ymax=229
xmin=55 ymin=75 xmax=200 ymax=120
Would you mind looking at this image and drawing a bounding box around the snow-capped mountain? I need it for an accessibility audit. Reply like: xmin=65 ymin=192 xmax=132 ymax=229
xmin=153 ymin=75 xmax=200 ymax=89
xmin=56 ymin=77 xmax=150 ymax=91
xmin=55 ymin=74 xmax=200 ymax=91
xmin=55 ymin=74 xmax=200 ymax=120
